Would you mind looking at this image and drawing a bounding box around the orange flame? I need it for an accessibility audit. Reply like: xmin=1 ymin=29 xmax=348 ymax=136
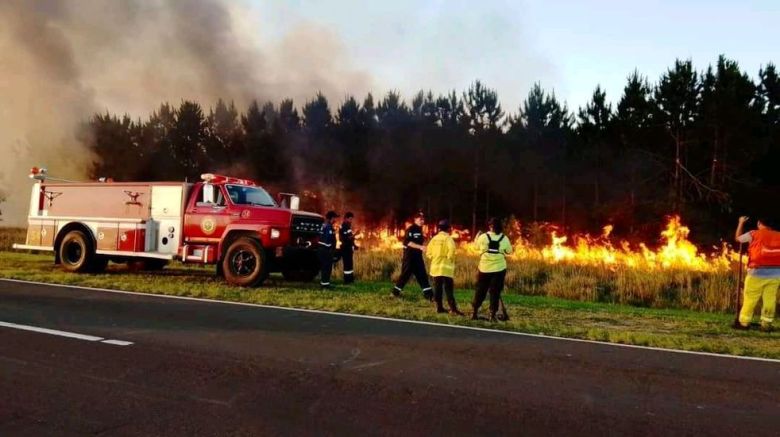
xmin=361 ymin=216 xmax=736 ymax=272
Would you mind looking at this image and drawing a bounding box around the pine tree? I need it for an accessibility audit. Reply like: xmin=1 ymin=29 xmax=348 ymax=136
xmin=654 ymin=59 xmax=700 ymax=209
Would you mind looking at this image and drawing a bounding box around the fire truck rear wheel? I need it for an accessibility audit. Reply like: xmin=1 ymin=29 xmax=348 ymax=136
xmin=59 ymin=230 xmax=96 ymax=273
xmin=222 ymin=237 xmax=267 ymax=287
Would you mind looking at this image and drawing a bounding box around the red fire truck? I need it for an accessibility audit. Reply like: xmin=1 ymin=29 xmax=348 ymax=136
xmin=13 ymin=168 xmax=324 ymax=286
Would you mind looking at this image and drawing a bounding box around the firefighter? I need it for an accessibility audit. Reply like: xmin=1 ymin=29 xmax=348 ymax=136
xmin=426 ymin=219 xmax=464 ymax=315
xmin=392 ymin=212 xmax=433 ymax=300
xmin=734 ymin=215 xmax=780 ymax=332
xmin=472 ymin=217 xmax=513 ymax=322
xmin=318 ymin=210 xmax=339 ymax=289
xmin=339 ymin=212 xmax=358 ymax=284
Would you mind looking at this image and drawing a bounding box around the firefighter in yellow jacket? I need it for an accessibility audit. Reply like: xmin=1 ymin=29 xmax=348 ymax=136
xmin=472 ymin=217 xmax=513 ymax=322
xmin=425 ymin=220 xmax=464 ymax=315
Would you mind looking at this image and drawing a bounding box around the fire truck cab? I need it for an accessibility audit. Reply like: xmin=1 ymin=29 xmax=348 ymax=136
xmin=13 ymin=168 xmax=324 ymax=286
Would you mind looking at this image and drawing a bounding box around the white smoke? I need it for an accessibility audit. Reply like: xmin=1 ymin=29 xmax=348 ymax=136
xmin=0 ymin=0 xmax=373 ymax=225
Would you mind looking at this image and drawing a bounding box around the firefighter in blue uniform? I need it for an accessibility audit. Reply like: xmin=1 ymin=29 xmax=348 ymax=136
xmin=318 ymin=211 xmax=339 ymax=289
xmin=392 ymin=212 xmax=433 ymax=300
xmin=339 ymin=212 xmax=357 ymax=284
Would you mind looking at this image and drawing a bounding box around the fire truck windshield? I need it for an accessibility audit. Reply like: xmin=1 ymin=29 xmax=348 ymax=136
xmin=225 ymin=184 xmax=276 ymax=207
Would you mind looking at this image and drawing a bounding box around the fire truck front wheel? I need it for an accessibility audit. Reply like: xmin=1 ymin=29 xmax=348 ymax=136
xmin=59 ymin=230 xmax=99 ymax=273
xmin=222 ymin=237 xmax=267 ymax=287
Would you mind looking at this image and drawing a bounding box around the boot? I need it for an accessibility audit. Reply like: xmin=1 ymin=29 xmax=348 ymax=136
xmin=434 ymin=293 xmax=446 ymax=313
xmin=391 ymin=287 xmax=401 ymax=298
xmin=449 ymin=308 xmax=465 ymax=316
xmin=731 ymin=319 xmax=749 ymax=330
xmin=471 ymin=305 xmax=484 ymax=321
xmin=760 ymin=324 xmax=774 ymax=333
xmin=488 ymin=312 xmax=498 ymax=323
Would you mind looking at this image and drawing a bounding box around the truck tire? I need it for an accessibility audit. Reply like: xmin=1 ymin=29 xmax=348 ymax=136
xmin=282 ymin=268 xmax=319 ymax=283
xmin=222 ymin=237 xmax=267 ymax=287
xmin=59 ymin=230 xmax=96 ymax=273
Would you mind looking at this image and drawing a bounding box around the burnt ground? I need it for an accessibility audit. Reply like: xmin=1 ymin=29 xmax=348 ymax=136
xmin=0 ymin=279 xmax=778 ymax=436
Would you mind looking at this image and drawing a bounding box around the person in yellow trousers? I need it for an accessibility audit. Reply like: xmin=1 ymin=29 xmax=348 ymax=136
xmin=472 ymin=217 xmax=513 ymax=322
xmin=425 ymin=219 xmax=464 ymax=315
xmin=734 ymin=215 xmax=780 ymax=332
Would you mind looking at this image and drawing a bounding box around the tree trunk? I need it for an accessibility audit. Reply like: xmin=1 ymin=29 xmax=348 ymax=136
xmin=485 ymin=190 xmax=490 ymax=224
xmin=472 ymin=145 xmax=479 ymax=235
xmin=672 ymin=131 xmax=681 ymax=212
xmin=710 ymin=126 xmax=719 ymax=188
xmin=532 ymin=177 xmax=539 ymax=222
xmin=561 ymin=176 xmax=567 ymax=225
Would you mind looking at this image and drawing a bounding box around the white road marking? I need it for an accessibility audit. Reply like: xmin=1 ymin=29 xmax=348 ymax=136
xmin=0 ymin=320 xmax=133 ymax=346
xmin=0 ymin=321 xmax=103 ymax=341
xmin=0 ymin=278 xmax=776 ymax=363
xmin=100 ymin=339 xmax=134 ymax=346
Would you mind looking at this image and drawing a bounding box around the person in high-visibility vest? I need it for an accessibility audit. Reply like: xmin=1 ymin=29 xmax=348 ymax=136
xmin=734 ymin=215 xmax=780 ymax=332
xmin=425 ymin=219 xmax=464 ymax=315
xmin=472 ymin=217 xmax=513 ymax=322
xmin=392 ymin=212 xmax=433 ymax=299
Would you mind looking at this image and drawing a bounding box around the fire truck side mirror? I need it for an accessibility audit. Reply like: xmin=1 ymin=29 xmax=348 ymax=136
xmin=278 ymin=193 xmax=300 ymax=210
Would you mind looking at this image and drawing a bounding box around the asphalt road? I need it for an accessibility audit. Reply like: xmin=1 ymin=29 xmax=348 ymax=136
xmin=0 ymin=279 xmax=779 ymax=436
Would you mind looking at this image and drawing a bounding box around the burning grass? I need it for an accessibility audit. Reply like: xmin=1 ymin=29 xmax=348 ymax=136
xmin=353 ymin=216 xmax=743 ymax=312
xmin=355 ymin=251 xmax=738 ymax=312
xmin=360 ymin=216 xmax=736 ymax=272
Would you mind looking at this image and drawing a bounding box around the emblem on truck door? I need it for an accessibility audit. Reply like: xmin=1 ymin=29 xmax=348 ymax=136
xmin=201 ymin=216 xmax=217 ymax=235
xmin=124 ymin=190 xmax=143 ymax=206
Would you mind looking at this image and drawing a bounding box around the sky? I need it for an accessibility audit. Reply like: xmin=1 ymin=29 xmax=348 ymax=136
xmin=249 ymin=0 xmax=779 ymax=114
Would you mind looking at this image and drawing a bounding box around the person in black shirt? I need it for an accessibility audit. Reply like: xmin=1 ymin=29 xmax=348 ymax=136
xmin=339 ymin=212 xmax=358 ymax=284
xmin=392 ymin=212 xmax=433 ymax=300
xmin=318 ymin=210 xmax=339 ymax=289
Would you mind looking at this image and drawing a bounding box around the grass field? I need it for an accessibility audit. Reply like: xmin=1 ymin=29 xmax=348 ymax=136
xmin=0 ymin=246 xmax=777 ymax=359
xmin=355 ymin=250 xmax=740 ymax=312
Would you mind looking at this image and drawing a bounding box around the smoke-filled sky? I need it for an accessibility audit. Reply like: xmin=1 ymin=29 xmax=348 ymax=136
xmin=0 ymin=0 xmax=374 ymax=224
xmin=254 ymin=0 xmax=780 ymax=111
xmin=0 ymin=0 xmax=778 ymax=224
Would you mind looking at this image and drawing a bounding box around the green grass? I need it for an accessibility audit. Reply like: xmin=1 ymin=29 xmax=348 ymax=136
xmin=0 ymin=250 xmax=777 ymax=360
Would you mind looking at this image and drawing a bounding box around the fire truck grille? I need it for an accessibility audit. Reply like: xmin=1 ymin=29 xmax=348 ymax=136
xmin=291 ymin=216 xmax=323 ymax=237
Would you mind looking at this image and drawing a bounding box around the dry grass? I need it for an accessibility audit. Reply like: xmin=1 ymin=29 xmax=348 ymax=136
xmin=355 ymin=250 xmax=739 ymax=313
xmin=0 ymin=227 xmax=25 ymax=251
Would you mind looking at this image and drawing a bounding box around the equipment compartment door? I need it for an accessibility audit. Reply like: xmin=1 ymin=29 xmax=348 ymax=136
xmin=150 ymin=185 xmax=185 ymax=254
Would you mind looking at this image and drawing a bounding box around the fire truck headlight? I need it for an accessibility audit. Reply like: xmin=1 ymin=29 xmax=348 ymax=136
xmin=270 ymin=228 xmax=281 ymax=239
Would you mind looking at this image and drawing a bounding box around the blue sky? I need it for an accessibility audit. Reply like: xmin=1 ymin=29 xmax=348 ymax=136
xmin=250 ymin=0 xmax=779 ymax=113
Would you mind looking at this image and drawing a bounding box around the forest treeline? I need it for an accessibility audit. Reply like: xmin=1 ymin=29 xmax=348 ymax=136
xmin=87 ymin=55 xmax=780 ymax=243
